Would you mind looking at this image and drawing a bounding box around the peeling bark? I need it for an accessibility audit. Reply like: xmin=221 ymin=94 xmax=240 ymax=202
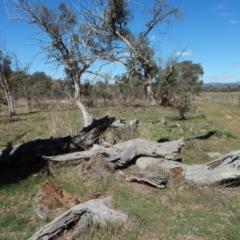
xmin=105 ymin=138 xmax=184 ymax=167
xmin=29 ymin=197 xmax=128 ymax=240
xmin=44 ymin=138 xmax=184 ymax=168
xmin=136 ymin=150 xmax=240 ymax=185
xmin=119 ymin=171 xmax=168 ymax=189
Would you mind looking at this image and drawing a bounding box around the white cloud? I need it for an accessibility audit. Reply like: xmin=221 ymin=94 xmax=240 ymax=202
xmin=150 ymin=35 xmax=156 ymax=40
xmin=212 ymin=4 xmax=232 ymax=17
xmin=219 ymin=12 xmax=232 ymax=16
xmin=176 ymin=50 xmax=193 ymax=56
xmin=229 ymin=19 xmax=238 ymax=24
xmin=217 ymin=4 xmax=226 ymax=10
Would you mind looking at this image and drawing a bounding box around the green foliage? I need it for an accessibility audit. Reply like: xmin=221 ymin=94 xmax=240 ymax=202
xmin=0 ymin=50 xmax=12 ymax=79
xmin=126 ymin=34 xmax=159 ymax=81
xmin=159 ymin=60 xmax=204 ymax=119
xmin=103 ymin=0 xmax=132 ymax=34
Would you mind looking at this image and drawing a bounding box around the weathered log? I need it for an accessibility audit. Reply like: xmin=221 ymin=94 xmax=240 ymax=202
xmin=136 ymin=150 xmax=240 ymax=185
xmin=44 ymin=144 xmax=105 ymax=162
xmin=0 ymin=115 xmax=115 ymax=169
xmin=29 ymin=196 xmax=128 ymax=240
xmin=45 ymin=144 xmax=118 ymax=162
xmin=119 ymin=171 xmax=168 ymax=189
xmin=104 ymin=138 xmax=184 ymax=167
xmin=45 ymin=139 xmax=185 ymax=168
xmin=73 ymin=115 xmax=115 ymax=149
xmin=111 ymin=119 xmax=139 ymax=128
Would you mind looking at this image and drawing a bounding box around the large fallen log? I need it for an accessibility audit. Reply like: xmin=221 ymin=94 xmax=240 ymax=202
xmin=29 ymin=196 xmax=128 ymax=240
xmin=106 ymin=138 xmax=184 ymax=167
xmin=0 ymin=115 xmax=115 ymax=169
xmin=136 ymin=150 xmax=240 ymax=185
xmin=45 ymin=138 xmax=185 ymax=168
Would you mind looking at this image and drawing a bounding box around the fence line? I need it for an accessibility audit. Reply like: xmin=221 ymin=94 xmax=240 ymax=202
xmin=203 ymin=94 xmax=240 ymax=106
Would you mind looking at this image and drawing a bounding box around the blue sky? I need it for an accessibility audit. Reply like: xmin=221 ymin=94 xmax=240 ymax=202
xmin=0 ymin=0 xmax=239 ymax=83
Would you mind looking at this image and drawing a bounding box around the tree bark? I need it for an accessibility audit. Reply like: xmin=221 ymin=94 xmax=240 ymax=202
xmin=74 ymin=78 xmax=81 ymax=99
xmin=44 ymin=138 xmax=184 ymax=167
xmin=136 ymin=150 xmax=240 ymax=185
xmin=29 ymin=196 xmax=127 ymax=240
xmin=104 ymin=138 xmax=184 ymax=167
xmin=119 ymin=171 xmax=168 ymax=189
xmin=75 ymin=100 xmax=94 ymax=127
xmin=0 ymin=74 xmax=15 ymax=117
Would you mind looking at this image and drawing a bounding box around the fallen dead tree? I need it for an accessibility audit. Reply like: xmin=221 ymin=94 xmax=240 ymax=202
xmin=2 ymin=100 xmax=240 ymax=239
xmin=29 ymin=196 xmax=128 ymax=240
xmin=0 ymin=115 xmax=115 ymax=169
xmin=46 ymin=138 xmax=184 ymax=167
xmin=0 ymin=100 xmax=140 ymax=170
xmin=136 ymin=150 xmax=240 ymax=185
xmin=1 ymin=99 xmax=240 ymax=188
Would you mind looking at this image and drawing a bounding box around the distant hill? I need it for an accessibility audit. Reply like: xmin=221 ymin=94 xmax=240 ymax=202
xmin=204 ymin=81 xmax=240 ymax=87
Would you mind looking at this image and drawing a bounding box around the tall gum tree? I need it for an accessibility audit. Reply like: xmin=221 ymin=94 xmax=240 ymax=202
xmin=0 ymin=43 xmax=15 ymax=118
xmin=4 ymin=1 xmax=111 ymax=99
xmin=85 ymin=0 xmax=182 ymax=105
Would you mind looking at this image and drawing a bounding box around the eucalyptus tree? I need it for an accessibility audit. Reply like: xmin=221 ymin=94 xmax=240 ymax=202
xmin=124 ymin=35 xmax=159 ymax=104
xmin=4 ymin=1 xmax=111 ymax=99
xmin=84 ymin=0 xmax=182 ymax=104
xmin=11 ymin=54 xmax=33 ymax=113
xmin=159 ymin=60 xmax=204 ymax=119
xmin=0 ymin=43 xmax=15 ymax=117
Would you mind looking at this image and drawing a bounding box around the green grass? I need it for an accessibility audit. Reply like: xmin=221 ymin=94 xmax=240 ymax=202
xmin=1 ymin=98 xmax=240 ymax=239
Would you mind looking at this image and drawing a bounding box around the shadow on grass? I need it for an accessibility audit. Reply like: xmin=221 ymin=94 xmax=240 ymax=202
xmin=194 ymin=130 xmax=216 ymax=140
xmin=0 ymin=137 xmax=73 ymax=184
xmin=184 ymin=130 xmax=217 ymax=141
xmin=157 ymin=137 xmax=169 ymax=143
xmin=218 ymin=179 xmax=240 ymax=187
xmin=3 ymin=132 xmax=27 ymax=147
xmin=0 ymin=118 xmax=26 ymax=124
xmin=0 ymin=159 xmax=46 ymax=184
xmin=166 ymin=113 xmax=206 ymax=122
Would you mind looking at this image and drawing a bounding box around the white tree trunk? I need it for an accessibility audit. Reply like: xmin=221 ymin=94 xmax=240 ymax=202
xmin=74 ymin=79 xmax=81 ymax=99
xmin=0 ymin=74 xmax=15 ymax=117
xmin=146 ymin=84 xmax=156 ymax=105
xmin=75 ymin=100 xmax=94 ymax=127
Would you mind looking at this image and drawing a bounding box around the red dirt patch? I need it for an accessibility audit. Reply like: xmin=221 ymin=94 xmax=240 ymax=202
xmin=33 ymin=180 xmax=79 ymax=219
xmin=170 ymin=167 xmax=183 ymax=177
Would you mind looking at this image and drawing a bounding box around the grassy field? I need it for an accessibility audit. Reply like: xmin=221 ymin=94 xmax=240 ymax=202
xmin=1 ymin=97 xmax=240 ymax=239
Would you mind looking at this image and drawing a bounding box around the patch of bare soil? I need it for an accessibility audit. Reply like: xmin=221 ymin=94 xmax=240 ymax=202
xmin=33 ymin=180 xmax=79 ymax=219
xmin=177 ymin=234 xmax=204 ymax=240
xmin=224 ymin=114 xmax=234 ymax=120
